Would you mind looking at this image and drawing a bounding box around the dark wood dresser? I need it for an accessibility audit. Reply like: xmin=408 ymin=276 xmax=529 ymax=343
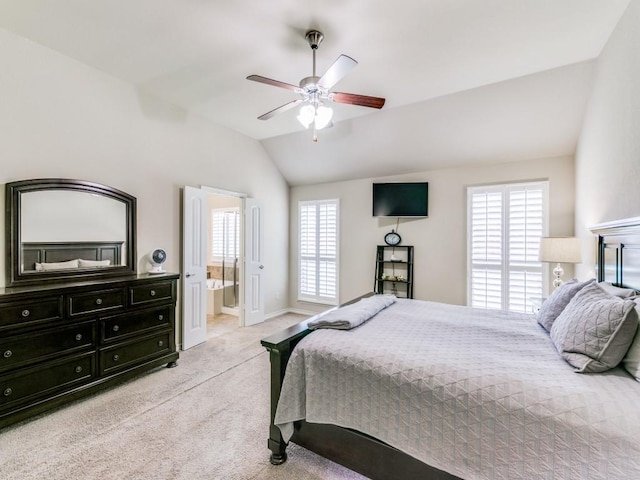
xmin=0 ymin=272 xmax=179 ymax=428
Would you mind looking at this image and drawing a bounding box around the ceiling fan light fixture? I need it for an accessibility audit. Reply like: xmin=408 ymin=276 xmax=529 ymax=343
xmin=297 ymin=104 xmax=315 ymax=128
xmin=247 ymin=29 xmax=385 ymax=141
xmin=314 ymin=105 xmax=333 ymax=130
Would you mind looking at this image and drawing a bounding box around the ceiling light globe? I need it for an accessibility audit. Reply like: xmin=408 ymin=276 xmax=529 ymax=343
xmin=314 ymin=106 xmax=333 ymax=130
xmin=297 ymin=104 xmax=315 ymax=128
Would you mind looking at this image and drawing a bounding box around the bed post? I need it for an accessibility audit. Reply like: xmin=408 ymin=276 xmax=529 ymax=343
xmin=263 ymin=343 xmax=290 ymax=464
xmin=261 ymin=321 xmax=314 ymax=465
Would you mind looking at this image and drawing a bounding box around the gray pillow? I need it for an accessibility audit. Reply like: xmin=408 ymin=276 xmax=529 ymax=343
xmin=550 ymin=281 xmax=638 ymax=373
xmin=536 ymin=278 xmax=595 ymax=332
xmin=622 ymin=298 xmax=640 ymax=381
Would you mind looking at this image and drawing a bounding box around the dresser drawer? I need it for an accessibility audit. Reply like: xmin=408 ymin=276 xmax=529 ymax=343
xmin=0 ymin=321 xmax=95 ymax=373
xmin=99 ymin=331 xmax=172 ymax=375
xmin=130 ymin=281 xmax=174 ymax=306
xmin=0 ymin=352 xmax=94 ymax=412
xmin=101 ymin=306 xmax=172 ymax=343
xmin=0 ymin=296 xmax=64 ymax=331
xmin=68 ymin=288 xmax=126 ymax=317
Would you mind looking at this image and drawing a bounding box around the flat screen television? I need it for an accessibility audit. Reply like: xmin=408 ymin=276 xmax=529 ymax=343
xmin=372 ymin=182 xmax=428 ymax=217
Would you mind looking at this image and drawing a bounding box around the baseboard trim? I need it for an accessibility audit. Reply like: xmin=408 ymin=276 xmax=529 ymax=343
xmin=286 ymin=307 xmax=321 ymax=317
xmin=264 ymin=307 xmax=320 ymax=319
xmin=264 ymin=309 xmax=290 ymax=320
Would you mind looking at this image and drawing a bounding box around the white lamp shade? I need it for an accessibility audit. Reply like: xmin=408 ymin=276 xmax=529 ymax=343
xmin=296 ymin=103 xmax=333 ymax=131
xmin=538 ymin=237 xmax=581 ymax=263
xmin=314 ymin=105 xmax=333 ymax=129
xmin=296 ymin=104 xmax=315 ymax=129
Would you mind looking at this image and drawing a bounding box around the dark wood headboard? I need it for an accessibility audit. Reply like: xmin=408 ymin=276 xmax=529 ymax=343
xmin=22 ymin=241 xmax=124 ymax=271
xmin=591 ymin=217 xmax=640 ymax=292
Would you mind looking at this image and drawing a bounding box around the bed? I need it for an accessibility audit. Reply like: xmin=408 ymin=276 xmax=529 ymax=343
xmin=261 ymin=218 xmax=640 ymax=480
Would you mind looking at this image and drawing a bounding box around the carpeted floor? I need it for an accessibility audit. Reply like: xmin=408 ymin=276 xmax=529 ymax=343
xmin=0 ymin=313 xmax=368 ymax=480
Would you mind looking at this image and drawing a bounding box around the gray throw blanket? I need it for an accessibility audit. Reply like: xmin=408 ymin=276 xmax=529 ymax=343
xmin=307 ymin=294 xmax=396 ymax=330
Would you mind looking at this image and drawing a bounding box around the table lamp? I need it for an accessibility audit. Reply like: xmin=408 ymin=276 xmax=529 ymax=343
xmin=538 ymin=237 xmax=582 ymax=288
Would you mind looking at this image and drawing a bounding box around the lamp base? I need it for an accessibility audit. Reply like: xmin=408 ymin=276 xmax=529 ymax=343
xmin=552 ymin=263 xmax=564 ymax=288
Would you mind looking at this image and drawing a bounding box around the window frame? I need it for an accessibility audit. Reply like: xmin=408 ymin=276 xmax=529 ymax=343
xmin=298 ymin=198 xmax=340 ymax=305
xmin=466 ymin=181 xmax=549 ymax=312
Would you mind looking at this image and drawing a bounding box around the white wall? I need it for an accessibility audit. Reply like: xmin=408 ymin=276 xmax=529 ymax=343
xmin=0 ymin=28 xmax=289 ymax=315
xmin=290 ymin=156 xmax=575 ymax=314
xmin=574 ymin=0 xmax=640 ymax=279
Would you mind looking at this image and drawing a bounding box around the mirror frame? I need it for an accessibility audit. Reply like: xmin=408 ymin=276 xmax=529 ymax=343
xmin=5 ymin=178 xmax=137 ymax=287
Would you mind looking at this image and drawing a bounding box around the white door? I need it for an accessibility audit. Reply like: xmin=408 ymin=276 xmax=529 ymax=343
xmin=244 ymin=198 xmax=264 ymax=326
xmin=182 ymin=186 xmax=208 ymax=349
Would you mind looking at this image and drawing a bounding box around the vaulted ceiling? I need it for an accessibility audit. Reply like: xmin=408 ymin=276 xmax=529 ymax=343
xmin=0 ymin=0 xmax=630 ymax=185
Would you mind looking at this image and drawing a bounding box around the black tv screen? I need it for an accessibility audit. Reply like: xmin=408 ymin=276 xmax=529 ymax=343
xmin=373 ymin=182 xmax=429 ymax=217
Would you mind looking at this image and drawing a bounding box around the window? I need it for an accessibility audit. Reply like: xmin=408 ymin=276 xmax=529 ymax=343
xmin=467 ymin=182 xmax=548 ymax=313
xmin=211 ymin=209 xmax=240 ymax=262
xmin=298 ymin=199 xmax=339 ymax=304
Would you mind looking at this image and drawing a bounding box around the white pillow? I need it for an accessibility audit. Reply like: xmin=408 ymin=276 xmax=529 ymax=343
xmin=35 ymin=259 xmax=79 ymax=271
xmin=598 ymin=281 xmax=637 ymax=298
xmin=78 ymin=258 xmax=111 ymax=267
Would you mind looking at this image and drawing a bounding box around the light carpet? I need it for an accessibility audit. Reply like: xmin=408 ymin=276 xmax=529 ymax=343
xmin=0 ymin=313 xmax=367 ymax=480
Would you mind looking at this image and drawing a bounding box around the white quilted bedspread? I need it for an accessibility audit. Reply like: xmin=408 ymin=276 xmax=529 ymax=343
xmin=274 ymin=299 xmax=640 ymax=480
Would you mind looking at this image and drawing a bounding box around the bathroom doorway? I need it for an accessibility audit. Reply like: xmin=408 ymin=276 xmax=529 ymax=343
xmin=206 ymin=192 xmax=241 ymax=338
xmin=182 ymin=185 xmax=264 ymax=349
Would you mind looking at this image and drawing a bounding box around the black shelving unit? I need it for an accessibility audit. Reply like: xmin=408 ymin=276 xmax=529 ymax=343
xmin=374 ymin=245 xmax=414 ymax=299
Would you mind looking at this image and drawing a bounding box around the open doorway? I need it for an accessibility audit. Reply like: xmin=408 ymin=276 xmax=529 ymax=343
xmin=182 ymin=186 xmax=264 ymax=350
xmin=206 ymin=192 xmax=241 ymax=339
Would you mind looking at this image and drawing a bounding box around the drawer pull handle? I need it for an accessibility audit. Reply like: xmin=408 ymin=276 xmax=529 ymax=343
xmin=113 ymin=325 xmax=120 ymax=332
xmin=150 ymin=290 xmax=156 ymax=297
xmin=3 ymin=388 xmax=12 ymax=397
xmin=21 ymin=309 xmax=30 ymax=317
xmin=158 ymin=340 xmax=164 ymax=347
xmin=158 ymin=314 xmax=164 ymax=321
xmin=112 ymin=354 xmax=120 ymax=362
xmin=3 ymin=350 xmax=12 ymax=359
xmin=75 ymin=334 xmax=83 ymax=341
xmin=75 ymin=366 xmax=83 ymax=373
xmin=95 ymin=298 xmax=103 ymax=305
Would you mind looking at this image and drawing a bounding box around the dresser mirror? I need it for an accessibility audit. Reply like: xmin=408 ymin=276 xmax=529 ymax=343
xmin=5 ymin=178 xmax=136 ymax=287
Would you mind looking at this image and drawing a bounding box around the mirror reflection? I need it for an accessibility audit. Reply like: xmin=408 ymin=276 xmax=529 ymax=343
xmin=20 ymin=190 xmax=128 ymax=272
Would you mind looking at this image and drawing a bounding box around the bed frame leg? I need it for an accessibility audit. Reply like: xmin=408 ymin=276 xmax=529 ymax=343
xmin=263 ymin=344 xmax=292 ymax=465
xmin=262 ymin=319 xmax=318 ymax=467
xmin=269 ymin=447 xmax=288 ymax=465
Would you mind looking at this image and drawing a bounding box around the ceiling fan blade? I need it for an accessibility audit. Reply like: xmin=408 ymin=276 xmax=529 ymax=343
xmin=331 ymin=92 xmax=386 ymax=109
xmin=317 ymin=55 xmax=358 ymax=89
xmin=247 ymin=75 xmax=300 ymax=92
xmin=257 ymin=99 xmax=303 ymax=120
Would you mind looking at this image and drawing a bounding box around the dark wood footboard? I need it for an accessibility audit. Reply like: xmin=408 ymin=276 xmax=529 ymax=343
xmin=260 ymin=293 xmax=460 ymax=480
xmin=260 ymin=316 xmax=315 ymax=464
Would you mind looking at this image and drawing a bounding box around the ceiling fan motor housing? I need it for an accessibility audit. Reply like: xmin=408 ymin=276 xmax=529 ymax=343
xmin=299 ymin=76 xmax=323 ymax=93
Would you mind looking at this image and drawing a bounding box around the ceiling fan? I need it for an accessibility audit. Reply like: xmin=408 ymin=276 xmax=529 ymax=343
xmin=247 ymin=30 xmax=386 ymax=141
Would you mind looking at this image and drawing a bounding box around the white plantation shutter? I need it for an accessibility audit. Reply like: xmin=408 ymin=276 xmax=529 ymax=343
xmin=211 ymin=209 xmax=239 ymax=261
xmin=467 ymin=182 xmax=548 ymax=312
xmin=508 ymin=187 xmax=544 ymax=312
xmin=470 ymin=191 xmax=503 ymax=309
xmin=299 ymin=199 xmax=339 ymax=304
